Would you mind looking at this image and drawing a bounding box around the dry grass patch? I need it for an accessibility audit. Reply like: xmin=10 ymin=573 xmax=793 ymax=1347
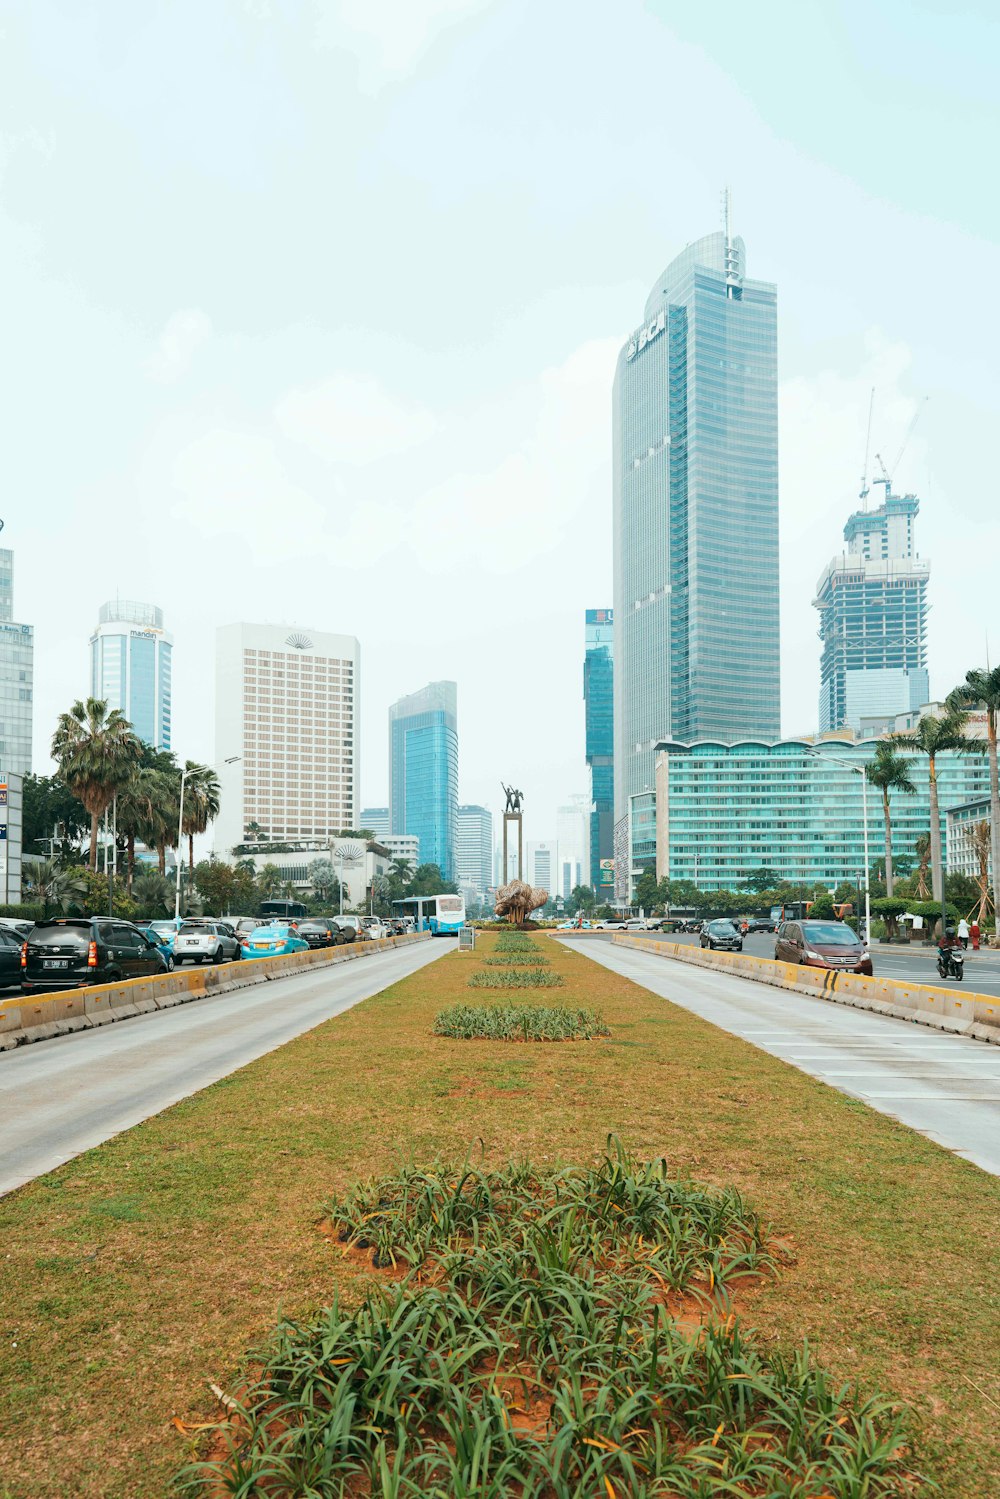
xmin=0 ymin=931 xmax=996 ymax=1496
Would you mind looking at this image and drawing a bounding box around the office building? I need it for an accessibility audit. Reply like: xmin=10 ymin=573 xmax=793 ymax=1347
xmin=389 ymin=681 xmax=458 ymax=880
xmin=360 ymin=806 xmax=390 ymax=839
xmin=237 ymin=836 xmax=389 ymax=908
xmin=945 ymin=797 xmax=992 ymax=883
xmin=214 ymin=623 xmax=360 ymax=856
xmin=456 ymin=804 xmax=493 ymax=897
xmin=556 ymin=798 xmax=588 ymax=898
xmin=382 ymin=832 xmax=420 ymax=868
xmin=0 ymin=549 xmax=33 ymax=775
xmin=0 ymin=772 xmax=23 ymax=902
xmin=527 ymin=840 xmax=555 ymax=893
xmin=613 ymin=203 xmax=779 ymax=823
xmin=90 ymin=599 xmax=172 ymax=750
xmin=651 ymin=731 xmax=989 ymax=893
xmin=814 ymin=489 xmax=930 ymax=731
xmin=584 ymin=609 xmax=614 ymax=888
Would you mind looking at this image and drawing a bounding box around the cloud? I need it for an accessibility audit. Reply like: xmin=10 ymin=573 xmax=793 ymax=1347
xmin=274 ymin=372 xmax=437 ymax=464
xmin=145 ymin=309 xmax=213 ymax=384
xmin=313 ymin=0 xmax=489 ymax=89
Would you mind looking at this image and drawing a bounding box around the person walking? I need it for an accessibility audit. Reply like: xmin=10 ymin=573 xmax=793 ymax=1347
xmin=971 ymin=919 xmax=981 ymax=951
xmin=957 ymin=917 xmax=970 ymax=950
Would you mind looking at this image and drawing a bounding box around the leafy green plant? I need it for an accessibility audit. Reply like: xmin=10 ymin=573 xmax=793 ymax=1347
xmin=177 ymin=1144 xmax=925 ymax=1498
xmin=467 ymin=968 xmax=564 ymax=989
xmin=482 ymin=953 xmax=550 ymax=967
xmin=434 ymin=1004 xmax=609 ymax=1041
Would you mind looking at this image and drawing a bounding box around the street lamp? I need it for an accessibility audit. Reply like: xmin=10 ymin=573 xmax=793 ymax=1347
xmin=806 ymin=748 xmax=871 ymax=948
xmin=175 ymin=756 xmax=241 ymax=922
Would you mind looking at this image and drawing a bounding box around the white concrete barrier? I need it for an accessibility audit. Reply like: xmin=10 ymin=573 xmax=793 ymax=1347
xmin=0 ymin=933 xmax=432 ymax=1050
xmin=606 ymin=934 xmax=1000 ymax=1045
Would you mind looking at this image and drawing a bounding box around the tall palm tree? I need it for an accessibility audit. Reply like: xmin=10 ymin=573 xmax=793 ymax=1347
xmin=181 ymin=763 xmax=221 ymax=874
xmin=889 ymin=710 xmax=984 ymax=906
xmin=51 ymin=699 xmax=141 ymax=870
xmin=115 ymin=766 xmax=166 ymax=894
xmin=949 ymin=666 xmax=1000 ymax=944
xmin=865 ymin=744 xmax=916 ymax=897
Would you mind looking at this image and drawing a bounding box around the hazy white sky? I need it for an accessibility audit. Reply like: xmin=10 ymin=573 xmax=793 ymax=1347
xmin=3 ymin=0 xmax=998 ymax=845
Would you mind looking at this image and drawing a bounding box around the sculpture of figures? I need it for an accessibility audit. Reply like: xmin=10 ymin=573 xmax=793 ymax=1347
xmin=501 ymin=783 xmax=524 ymax=814
xmin=494 ymin=879 xmax=547 ymax=925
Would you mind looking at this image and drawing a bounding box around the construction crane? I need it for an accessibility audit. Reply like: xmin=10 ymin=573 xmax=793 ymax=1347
xmin=858 ymin=387 xmax=875 ymax=505
xmin=873 ymin=397 xmax=928 ymax=500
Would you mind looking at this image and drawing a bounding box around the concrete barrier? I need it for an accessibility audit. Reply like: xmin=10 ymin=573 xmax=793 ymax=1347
xmin=0 ymin=932 xmax=432 ymax=1051
xmin=603 ymin=934 xmax=1000 ymax=1044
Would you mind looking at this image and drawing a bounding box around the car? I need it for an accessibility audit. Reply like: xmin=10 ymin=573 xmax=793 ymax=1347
xmin=233 ymin=917 xmax=265 ymax=940
xmin=596 ymin=917 xmax=628 ymax=930
xmin=240 ymin=922 xmax=310 ymax=959
xmin=557 ymin=918 xmax=592 ymax=929
xmin=0 ymin=917 xmax=34 ymax=940
xmin=331 ymin=919 xmax=358 ymax=943
xmin=172 ymin=920 xmax=242 ymax=965
xmin=624 ymin=918 xmax=649 ymax=931
xmin=335 ymin=915 xmax=368 ymax=940
xmin=21 ymin=917 xmax=170 ymax=991
xmin=700 ymin=919 xmax=743 ymax=952
xmin=774 ymin=919 xmax=872 ymax=975
xmin=0 ymin=925 xmax=25 ymax=987
xmin=746 ymin=918 xmax=772 ymax=934
xmin=137 ymin=917 xmax=182 ymax=962
xmin=296 ymin=918 xmax=345 ymax=949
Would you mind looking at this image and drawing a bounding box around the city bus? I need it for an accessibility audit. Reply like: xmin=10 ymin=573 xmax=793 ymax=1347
xmin=258 ymin=899 xmax=307 ymax=922
xmin=391 ymin=893 xmax=466 ymax=935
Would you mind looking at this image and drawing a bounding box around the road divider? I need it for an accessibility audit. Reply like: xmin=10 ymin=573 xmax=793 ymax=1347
xmin=0 ymin=932 xmax=432 ymax=1051
xmin=596 ymin=934 xmax=1000 ymax=1045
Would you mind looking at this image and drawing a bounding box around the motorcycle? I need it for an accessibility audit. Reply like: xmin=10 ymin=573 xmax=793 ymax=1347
xmin=937 ymin=946 xmax=965 ymax=982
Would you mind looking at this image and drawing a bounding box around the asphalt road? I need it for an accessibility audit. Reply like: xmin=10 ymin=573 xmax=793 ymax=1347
xmin=630 ymin=929 xmax=1000 ymax=997
xmin=0 ymin=939 xmax=450 ymax=1198
xmin=568 ymin=938 xmax=1000 ymax=1177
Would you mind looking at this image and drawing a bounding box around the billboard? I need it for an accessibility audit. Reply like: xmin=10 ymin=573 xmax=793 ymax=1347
xmin=599 ymin=858 xmax=615 ymax=887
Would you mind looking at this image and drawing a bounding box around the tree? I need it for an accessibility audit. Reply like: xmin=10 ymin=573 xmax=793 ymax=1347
xmin=182 ymin=763 xmax=221 ymax=874
xmin=257 ymin=864 xmax=286 ymax=897
xmin=244 ymin=821 xmax=267 ymax=841
xmin=570 ymin=884 xmax=595 ymax=913
xmin=633 ymin=868 xmax=659 ymax=912
xmin=132 ymin=871 xmax=175 ymax=918
xmin=949 ymin=667 xmax=1000 ymax=943
xmin=888 ymin=710 xmax=984 ymax=905
xmin=308 ymin=858 xmax=342 ymax=905
xmin=742 ymin=867 xmax=781 ymax=893
xmin=22 ymin=775 xmax=89 ymax=856
xmin=913 ymin=833 xmax=931 ymax=899
xmin=22 ymin=858 xmax=89 ymax=918
xmin=50 ymin=699 xmax=142 ymax=869
xmin=864 ymin=743 xmax=917 ymax=898
xmin=406 ymin=863 xmax=457 ymax=896
xmin=808 ymin=893 xmax=836 ymax=920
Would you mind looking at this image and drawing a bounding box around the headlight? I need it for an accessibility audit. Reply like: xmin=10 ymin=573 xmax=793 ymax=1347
xmin=804 ymin=948 xmax=822 ymax=960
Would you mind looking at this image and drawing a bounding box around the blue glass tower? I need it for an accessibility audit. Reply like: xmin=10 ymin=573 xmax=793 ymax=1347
xmin=389 ymin=681 xmax=458 ymax=880
xmin=90 ymin=600 xmax=172 ymax=750
xmin=613 ymin=208 xmax=779 ymax=821
xmin=584 ymin=609 xmax=614 ymax=889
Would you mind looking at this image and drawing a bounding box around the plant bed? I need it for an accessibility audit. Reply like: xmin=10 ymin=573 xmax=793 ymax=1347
xmin=468 ymin=967 xmax=564 ymax=989
xmin=177 ymin=1146 xmax=925 ymax=1498
xmin=433 ymin=1003 xmax=609 ymax=1041
xmin=482 ymin=953 xmax=551 ymax=967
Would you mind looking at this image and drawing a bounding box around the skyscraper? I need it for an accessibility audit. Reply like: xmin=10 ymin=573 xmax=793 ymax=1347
xmin=389 ymin=681 xmax=458 ymax=880
xmin=584 ymin=609 xmax=614 ymax=887
xmin=90 ymin=600 xmax=173 ymax=750
xmin=612 ymin=205 xmax=779 ymax=822
xmin=814 ymin=487 xmax=930 ymax=730
xmin=556 ymin=799 xmax=588 ymax=898
xmin=214 ymin=623 xmax=360 ymax=855
xmin=360 ymin=806 xmax=390 ymax=839
xmin=0 ymin=549 xmax=33 ymax=775
xmin=456 ymin=804 xmax=493 ymax=897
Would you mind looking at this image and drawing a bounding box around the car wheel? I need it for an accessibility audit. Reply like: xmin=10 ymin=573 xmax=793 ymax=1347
xmin=213 ymin=948 xmax=225 ymax=964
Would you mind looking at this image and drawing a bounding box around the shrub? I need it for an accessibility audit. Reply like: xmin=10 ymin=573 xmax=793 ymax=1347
xmin=433 ymin=1004 xmax=610 ymax=1041
xmin=482 ymin=953 xmax=550 ymax=967
xmin=467 ymin=968 xmax=563 ymax=989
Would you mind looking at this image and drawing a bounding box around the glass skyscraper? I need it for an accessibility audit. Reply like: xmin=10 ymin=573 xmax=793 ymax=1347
xmin=90 ymin=600 xmax=172 ymax=750
xmin=584 ymin=609 xmax=614 ymax=888
xmin=389 ymin=681 xmax=458 ymax=880
xmin=0 ymin=549 xmax=33 ymax=775
xmin=456 ymin=804 xmax=493 ymax=897
xmin=814 ymin=488 xmax=929 ymax=731
xmin=612 ymin=217 xmax=779 ymax=821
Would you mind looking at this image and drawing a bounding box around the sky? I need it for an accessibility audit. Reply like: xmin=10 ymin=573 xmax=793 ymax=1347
xmin=2 ymin=0 xmax=998 ymax=852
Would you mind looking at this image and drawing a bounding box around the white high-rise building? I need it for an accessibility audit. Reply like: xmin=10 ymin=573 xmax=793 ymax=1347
xmin=556 ymin=798 xmax=588 ymax=899
xmin=90 ymin=600 xmax=172 ymax=750
xmin=455 ymin=804 xmax=493 ymax=897
xmin=0 ymin=549 xmax=33 ymax=775
xmin=214 ymin=623 xmax=360 ymax=857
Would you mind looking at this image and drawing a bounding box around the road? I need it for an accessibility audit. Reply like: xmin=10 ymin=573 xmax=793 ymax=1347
xmin=569 ymin=938 xmax=1000 ymax=1176
xmin=625 ymin=928 xmax=1000 ymax=997
xmin=0 ymin=939 xmax=449 ymax=1197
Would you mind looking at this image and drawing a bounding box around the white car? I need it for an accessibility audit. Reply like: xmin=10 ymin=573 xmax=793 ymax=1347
xmin=363 ymin=918 xmax=389 ymax=940
xmin=596 ymin=918 xmax=629 ymax=930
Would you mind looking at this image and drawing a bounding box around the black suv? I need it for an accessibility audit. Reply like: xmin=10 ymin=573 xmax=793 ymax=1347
xmin=296 ymin=918 xmax=346 ymax=949
xmin=21 ymin=917 xmax=171 ymax=992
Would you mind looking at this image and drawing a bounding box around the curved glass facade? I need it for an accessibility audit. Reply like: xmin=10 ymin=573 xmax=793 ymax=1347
xmin=389 ymin=681 xmax=458 ymax=880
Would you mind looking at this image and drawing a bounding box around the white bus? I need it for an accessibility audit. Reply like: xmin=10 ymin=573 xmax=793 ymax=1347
xmin=392 ymin=893 xmax=466 ymax=935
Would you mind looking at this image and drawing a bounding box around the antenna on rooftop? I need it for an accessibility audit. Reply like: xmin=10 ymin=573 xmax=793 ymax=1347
xmin=722 ymin=185 xmax=733 ymax=241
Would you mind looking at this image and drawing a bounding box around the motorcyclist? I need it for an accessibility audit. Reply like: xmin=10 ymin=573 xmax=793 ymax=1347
xmin=937 ymin=926 xmax=961 ymax=976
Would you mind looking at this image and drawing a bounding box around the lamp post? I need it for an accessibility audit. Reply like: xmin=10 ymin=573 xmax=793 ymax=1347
xmin=806 ymin=749 xmax=871 ymax=949
xmin=174 ymin=757 xmax=240 ymax=923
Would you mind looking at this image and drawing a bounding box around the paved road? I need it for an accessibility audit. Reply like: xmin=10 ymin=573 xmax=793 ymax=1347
xmin=569 ymin=939 xmax=1000 ymax=1176
xmin=623 ymin=929 xmax=1000 ymax=997
xmin=0 ymin=940 xmax=449 ymax=1197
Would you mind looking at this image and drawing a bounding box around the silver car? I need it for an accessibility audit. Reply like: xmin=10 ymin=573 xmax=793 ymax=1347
xmin=173 ymin=920 xmax=242 ymax=965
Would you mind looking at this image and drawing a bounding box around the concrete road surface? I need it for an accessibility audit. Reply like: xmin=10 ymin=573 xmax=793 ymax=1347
xmin=570 ymin=939 xmax=1000 ymax=1177
xmin=0 ymin=939 xmax=449 ymax=1197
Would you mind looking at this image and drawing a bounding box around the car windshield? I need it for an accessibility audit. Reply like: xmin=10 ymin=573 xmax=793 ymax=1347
xmin=710 ymin=921 xmax=735 ymax=932
xmin=149 ymin=921 xmax=176 ymax=935
xmin=256 ymin=925 xmax=289 ymax=937
xmin=802 ymin=922 xmax=858 ymax=947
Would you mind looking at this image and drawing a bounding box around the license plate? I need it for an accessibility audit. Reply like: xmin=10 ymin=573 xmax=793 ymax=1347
xmin=43 ymin=959 xmax=68 ymax=969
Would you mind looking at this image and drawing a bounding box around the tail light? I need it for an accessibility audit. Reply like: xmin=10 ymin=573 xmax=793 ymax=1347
xmin=20 ymin=942 xmax=26 ymax=969
xmin=88 ymin=941 xmax=98 ymax=968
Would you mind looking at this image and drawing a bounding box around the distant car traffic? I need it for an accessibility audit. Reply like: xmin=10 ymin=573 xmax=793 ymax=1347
xmin=21 ymin=917 xmax=170 ymax=991
xmin=700 ymin=919 xmax=744 ymax=952
xmin=775 ymin=920 xmax=872 ymax=975
xmin=296 ymin=918 xmax=346 ymax=949
xmin=240 ymin=922 xmax=310 ymax=959
xmin=172 ymin=921 xmax=242 ymax=965
xmin=362 ymin=917 xmax=389 ymax=940
xmin=558 ymin=918 xmax=592 ymax=929
xmin=746 ymin=918 xmax=773 ymax=934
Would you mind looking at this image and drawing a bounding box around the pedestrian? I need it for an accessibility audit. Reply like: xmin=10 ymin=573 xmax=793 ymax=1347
xmin=970 ymin=919 xmax=980 ymax=951
xmin=957 ymin=917 xmax=970 ymax=950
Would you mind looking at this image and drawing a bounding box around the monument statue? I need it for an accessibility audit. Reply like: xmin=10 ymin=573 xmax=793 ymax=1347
xmin=501 ymin=782 xmax=523 ymax=814
xmin=494 ymin=879 xmax=547 ymax=926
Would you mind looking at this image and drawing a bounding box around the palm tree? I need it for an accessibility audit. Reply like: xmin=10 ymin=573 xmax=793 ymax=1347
xmin=914 ymin=833 xmax=931 ymax=899
xmin=949 ymin=667 xmax=1000 ymax=944
xmin=51 ymin=699 xmax=141 ymax=869
xmin=181 ymin=763 xmax=221 ymax=874
xmin=865 ymin=744 xmax=917 ymax=897
xmin=115 ymin=766 xmax=166 ymax=894
xmin=23 ymin=858 xmax=88 ymax=917
xmin=889 ymin=710 xmax=984 ymax=906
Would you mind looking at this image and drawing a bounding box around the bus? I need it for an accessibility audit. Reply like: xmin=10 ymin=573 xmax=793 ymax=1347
xmin=258 ymin=899 xmax=307 ymax=922
xmin=392 ymin=893 xmax=466 ymax=935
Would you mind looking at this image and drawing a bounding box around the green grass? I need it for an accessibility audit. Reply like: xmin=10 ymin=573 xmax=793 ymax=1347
xmin=482 ymin=953 xmax=551 ymax=967
xmin=467 ymin=968 xmax=565 ymax=989
xmin=177 ymin=1144 xmax=921 ymax=1498
xmin=433 ymin=1003 xmax=610 ymax=1041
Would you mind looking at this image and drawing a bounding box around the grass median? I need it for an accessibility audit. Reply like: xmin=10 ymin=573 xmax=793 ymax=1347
xmin=0 ymin=931 xmax=997 ymax=1496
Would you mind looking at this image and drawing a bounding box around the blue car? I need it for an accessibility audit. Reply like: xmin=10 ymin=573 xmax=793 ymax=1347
xmin=137 ymin=918 xmax=183 ymax=966
xmin=240 ymin=922 xmax=310 ymax=960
